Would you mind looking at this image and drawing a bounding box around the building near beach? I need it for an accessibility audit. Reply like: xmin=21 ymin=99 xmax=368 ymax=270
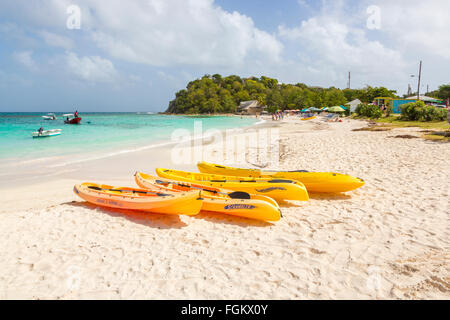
xmin=405 ymin=95 xmax=442 ymax=102
xmin=373 ymin=96 xmax=442 ymax=114
xmin=237 ymin=100 xmax=266 ymax=115
xmin=345 ymin=99 xmax=362 ymax=112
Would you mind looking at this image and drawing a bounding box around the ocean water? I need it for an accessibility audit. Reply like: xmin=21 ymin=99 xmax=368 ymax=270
xmin=0 ymin=113 xmax=258 ymax=162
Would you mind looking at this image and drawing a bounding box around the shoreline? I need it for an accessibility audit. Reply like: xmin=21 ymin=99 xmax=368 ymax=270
xmin=0 ymin=115 xmax=265 ymax=189
xmin=0 ymin=115 xmax=449 ymax=299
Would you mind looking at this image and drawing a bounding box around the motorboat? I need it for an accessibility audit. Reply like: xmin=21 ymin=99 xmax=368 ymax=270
xmin=32 ymin=129 xmax=62 ymax=138
xmin=42 ymin=113 xmax=57 ymax=120
xmin=63 ymin=114 xmax=82 ymax=124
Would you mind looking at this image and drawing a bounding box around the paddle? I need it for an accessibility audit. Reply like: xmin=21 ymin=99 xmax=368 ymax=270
xmin=154 ymin=179 xmax=251 ymax=200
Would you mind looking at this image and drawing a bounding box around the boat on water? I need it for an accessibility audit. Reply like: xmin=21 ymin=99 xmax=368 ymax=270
xmin=63 ymin=114 xmax=82 ymax=124
xmin=42 ymin=113 xmax=57 ymax=120
xmin=32 ymin=129 xmax=62 ymax=138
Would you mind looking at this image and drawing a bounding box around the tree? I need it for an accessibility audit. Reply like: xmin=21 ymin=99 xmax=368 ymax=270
xmin=260 ymin=76 xmax=278 ymax=89
xmin=234 ymin=90 xmax=251 ymax=104
xmin=164 ymin=74 xmax=406 ymax=114
xmin=436 ymin=84 xmax=450 ymax=100
xmin=324 ymin=88 xmax=347 ymax=106
xmin=212 ymin=74 xmax=222 ymax=84
xmin=266 ymin=89 xmax=283 ymax=109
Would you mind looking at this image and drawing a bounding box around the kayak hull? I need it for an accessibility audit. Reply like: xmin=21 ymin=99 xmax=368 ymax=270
xmin=197 ymin=161 xmax=365 ymax=193
xmin=135 ymin=172 xmax=281 ymax=221
xmin=155 ymin=168 xmax=309 ymax=202
xmin=301 ymin=116 xmax=316 ymax=120
xmin=64 ymin=117 xmax=82 ymax=124
xmin=73 ymin=183 xmax=202 ymax=216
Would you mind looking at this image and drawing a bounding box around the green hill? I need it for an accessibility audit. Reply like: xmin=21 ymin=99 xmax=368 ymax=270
xmin=165 ymin=74 xmax=398 ymax=114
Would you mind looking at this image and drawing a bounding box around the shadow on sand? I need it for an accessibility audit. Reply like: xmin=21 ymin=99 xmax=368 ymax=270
xmin=275 ymin=193 xmax=352 ymax=207
xmin=192 ymin=210 xmax=275 ymax=227
xmin=308 ymin=193 xmax=352 ymax=200
xmin=62 ymin=201 xmax=187 ymax=229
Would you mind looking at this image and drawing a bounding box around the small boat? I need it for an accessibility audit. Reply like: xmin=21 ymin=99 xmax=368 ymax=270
xmin=155 ymin=168 xmax=309 ymax=202
xmin=135 ymin=172 xmax=281 ymax=221
xmin=301 ymin=116 xmax=316 ymax=121
xmin=42 ymin=113 xmax=57 ymax=120
xmin=32 ymin=129 xmax=62 ymax=138
xmin=63 ymin=114 xmax=82 ymax=124
xmin=73 ymin=183 xmax=202 ymax=216
xmin=197 ymin=161 xmax=365 ymax=193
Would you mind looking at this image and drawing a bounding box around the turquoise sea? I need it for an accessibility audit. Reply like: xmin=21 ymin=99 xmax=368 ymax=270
xmin=0 ymin=113 xmax=258 ymax=161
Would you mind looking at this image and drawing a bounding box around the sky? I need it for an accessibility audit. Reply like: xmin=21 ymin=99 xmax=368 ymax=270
xmin=0 ymin=0 xmax=449 ymax=112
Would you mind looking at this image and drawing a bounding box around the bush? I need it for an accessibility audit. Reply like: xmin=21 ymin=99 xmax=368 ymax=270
xmin=355 ymin=103 xmax=383 ymax=119
xmin=400 ymin=101 xmax=447 ymax=121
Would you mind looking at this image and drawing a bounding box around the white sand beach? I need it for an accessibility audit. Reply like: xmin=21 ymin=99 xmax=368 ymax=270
xmin=0 ymin=117 xmax=449 ymax=299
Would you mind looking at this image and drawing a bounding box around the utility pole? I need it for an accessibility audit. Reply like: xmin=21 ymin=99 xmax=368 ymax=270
xmin=417 ymin=60 xmax=422 ymax=100
xmin=347 ymin=72 xmax=351 ymax=89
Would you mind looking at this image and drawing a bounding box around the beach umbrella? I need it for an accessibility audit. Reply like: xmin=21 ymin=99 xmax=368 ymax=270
xmin=309 ymin=107 xmax=321 ymax=112
xmin=301 ymin=108 xmax=309 ymax=112
xmin=328 ymin=106 xmax=345 ymax=113
xmin=339 ymin=105 xmax=348 ymax=110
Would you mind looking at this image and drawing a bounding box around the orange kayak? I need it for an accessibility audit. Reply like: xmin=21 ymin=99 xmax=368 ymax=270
xmin=73 ymin=182 xmax=202 ymax=216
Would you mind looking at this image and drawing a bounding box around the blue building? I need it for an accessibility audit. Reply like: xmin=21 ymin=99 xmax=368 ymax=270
xmin=373 ymin=96 xmax=442 ymax=114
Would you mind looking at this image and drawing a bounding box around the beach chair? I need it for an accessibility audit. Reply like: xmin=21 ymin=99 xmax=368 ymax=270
xmin=326 ymin=114 xmax=340 ymax=122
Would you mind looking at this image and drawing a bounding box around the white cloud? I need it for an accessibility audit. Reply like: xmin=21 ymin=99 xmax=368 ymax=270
xmin=12 ymin=50 xmax=37 ymax=71
xmin=38 ymin=30 xmax=74 ymax=50
xmin=1 ymin=0 xmax=449 ymax=94
xmin=277 ymin=8 xmax=407 ymax=89
xmin=74 ymin=0 xmax=282 ymax=67
xmin=297 ymin=0 xmax=310 ymax=9
xmin=280 ymin=18 xmax=403 ymax=68
xmin=373 ymin=0 xmax=450 ymax=60
xmin=65 ymin=52 xmax=118 ymax=83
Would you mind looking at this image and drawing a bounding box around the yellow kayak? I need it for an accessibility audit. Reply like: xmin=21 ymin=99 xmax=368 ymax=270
xmin=135 ymin=172 xmax=281 ymax=221
xmin=301 ymin=116 xmax=316 ymax=120
xmin=73 ymin=183 xmax=202 ymax=216
xmin=155 ymin=168 xmax=309 ymax=202
xmin=197 ymin=162 xmax=365 ymax=193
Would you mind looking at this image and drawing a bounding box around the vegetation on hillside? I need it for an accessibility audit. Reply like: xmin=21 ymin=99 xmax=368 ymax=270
xmin=165 ymin=74 xmax=398 ymax=114
xmin=426 ymin=84 xmax=450 ymax=101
